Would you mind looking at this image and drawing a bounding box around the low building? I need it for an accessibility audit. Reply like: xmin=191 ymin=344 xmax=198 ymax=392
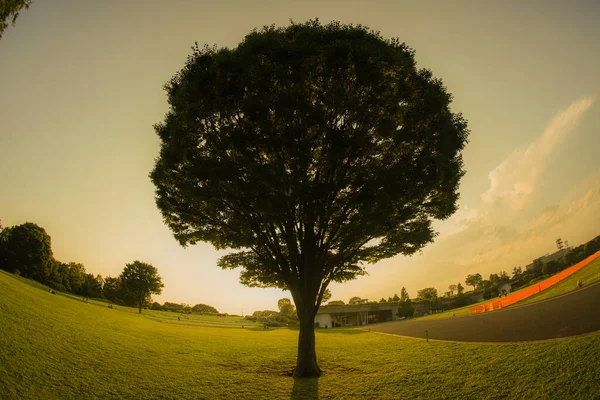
xmin=315 ymin=302 xmax=400 ymax=327
xmin=525 ymin=248 xmax=571 ymax=271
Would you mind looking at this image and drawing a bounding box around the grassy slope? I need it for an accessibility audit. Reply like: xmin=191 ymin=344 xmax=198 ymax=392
xmin=516 ymin=257 xmax=600 ymax=306
xmin=421 ymin=257 xmax=600 ymax=320
xmin=2 ymin=270 xmax=600 ymax=399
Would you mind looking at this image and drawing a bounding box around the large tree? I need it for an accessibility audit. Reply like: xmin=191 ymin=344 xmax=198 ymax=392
xmin=119 ymin=261 xmax=164 ymax=314
xmin=0 ymin=0 xmax=32 ymax=39
xmin=278 ymin=297 xmax=296 ymax=317
xmin=465 ymin=273 xmax=482 ymax=291
xmin=0 ymin=222 xmax=54 ymax=283
xmin=416 ymin=287 xmax=438 ymax=300
xmin=151 ymin=20 xmax=468 ymax=377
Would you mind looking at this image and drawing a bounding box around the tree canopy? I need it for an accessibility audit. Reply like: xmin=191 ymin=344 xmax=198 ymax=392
xmin=417 ymin=287 xmax=438 ymax=300
xmin=119 ymin=261 xmax=164 ymax=314
xmin=465 ymin=273 xmax=483 ymax=291
xmin=0 ymin=222 xmax=54 ymax=282
xmin=0 ymin=0 xmax=32 ymax=39
xmin=151 ymin=20 xmax=469 ymax=377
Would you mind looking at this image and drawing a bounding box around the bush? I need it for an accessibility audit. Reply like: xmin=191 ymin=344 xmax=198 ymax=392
xmin=265 ymin=321 xmax=284 ymax=327
xmin=47 ymin=281 xmax=66 ymax=292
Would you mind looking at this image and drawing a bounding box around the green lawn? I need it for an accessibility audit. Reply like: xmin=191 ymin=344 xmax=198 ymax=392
xmin=1 ymin=270 xmax=600 ymax=399
xmin=515 ymin=257 xmax=600 ymax=306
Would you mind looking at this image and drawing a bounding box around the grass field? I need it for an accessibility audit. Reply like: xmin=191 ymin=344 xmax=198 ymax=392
xmin=2 ymin=270 xmax=600 ymax=399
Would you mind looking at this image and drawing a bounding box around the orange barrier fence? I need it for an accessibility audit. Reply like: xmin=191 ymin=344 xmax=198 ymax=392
xmin=470 ymin=250 xmax=600 ymax=314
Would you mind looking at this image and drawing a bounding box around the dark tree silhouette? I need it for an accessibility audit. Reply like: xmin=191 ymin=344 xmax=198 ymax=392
xmin=151 ymin=20 xmax=469 ymax=377
xmin=0 ymin=0 xmax=32 ymax=39
xmin=0 ymin=222 xmax=54 ymax=282
xmin=119 ymin=261 xmax=164 ymax=314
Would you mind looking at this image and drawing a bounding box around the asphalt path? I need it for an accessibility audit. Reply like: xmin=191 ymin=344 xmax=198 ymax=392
xmin=364 ymin=280 xmax=600 ymax=342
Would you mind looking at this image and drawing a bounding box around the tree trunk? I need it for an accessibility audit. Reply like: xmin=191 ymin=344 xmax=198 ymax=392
xmin=138 ymin=301 xmax=142 ymax=314
xmin=294 ymin=307 xmax=322 ymax=378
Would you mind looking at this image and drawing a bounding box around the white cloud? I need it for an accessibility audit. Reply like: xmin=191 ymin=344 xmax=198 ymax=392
xmin=482 ymin=96 xmax=594 ymax=213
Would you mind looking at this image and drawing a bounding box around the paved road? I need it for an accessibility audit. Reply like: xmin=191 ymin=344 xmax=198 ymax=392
xmin=365 ymin=281 xmax=600 ymax=342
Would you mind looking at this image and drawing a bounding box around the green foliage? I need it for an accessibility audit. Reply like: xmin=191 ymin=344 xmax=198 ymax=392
xmin=192 ymin=303 xmax=218 ymax=313
xmin=457 ymin=282 xmax=464 ymax=295
xmin=416 ymin=287 xmax=438 ymax=300
xmin=348 ymin=296 xmax=362 ymax=305
xmin=327 ymin=300 xmax=345 ymax=306
xmin=399 ymin=299 xmax=415 ymax=318
xmin=392 ymin=293 xmax=400 ymax=302
xmin=102 ymin=276 xmax=121 ymax=303
xmin=119 ymin=261 xmax=164 ymax=313
xmin=465 ymin=273 xmax=482 ymax=291
xmin=277 ymin=298 xmax=296 ymax=317
xmin=400 ymin=287 xmax=410 ymax=302
xmin=151 ymin=19 xmax=468 ymax=377
xmin=0 ymin=0 xmax=31 ymax=39
xmin=448 ymin=284 xmax=457 ymax=295
xmin=454 ymin=292 xmax=468 ymax=307
xmin=321 ymin=288 xmax=332 ymax=304
xmin=82 ymin=273 xmax=103 ymax=298
xmin=0 ymin=222 xmax=54 ymax=283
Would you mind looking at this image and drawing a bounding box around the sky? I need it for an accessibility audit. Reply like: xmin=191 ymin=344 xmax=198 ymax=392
xmin=1 ymin=0 xmax=599 ymax=314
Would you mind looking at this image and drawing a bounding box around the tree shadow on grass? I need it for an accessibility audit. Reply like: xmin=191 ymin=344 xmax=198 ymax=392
xmin=291 ymin=378 xmax=319 ymax=400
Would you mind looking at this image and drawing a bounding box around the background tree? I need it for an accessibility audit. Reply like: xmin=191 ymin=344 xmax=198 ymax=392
xmin=379 ymin=297 xmax=387 ymax=303
xmin=457 ymin=282 xmax=464 ymax=295
xmin=0 ymin=0 xmax=32 ymax=39
xmin=400 ymin=287 xmax=410 ymax=302
xmin=102 ymin=276 xmax=121 ymax=303
xmin=82 ymin=274 xmax=103 ymax=298
xmin=151 ymin=20 xmax=468 ymax=377
xmin=416 ymin=287 xmax=438 ymax=300
xmin=349 ymin=297 xmax=362 ymax=305
xmin=321 ymin=288 xmax=332 ymax=304
xmin=465 ymin=273 xmax=482 ymax=291
xmin=327 ymin=300 xmax=345 ymax=306
xmin=119 ymin=261 xmax=164 ymax=314
xmin=192 ymin=303 xmax=219 ymax=313
xmin=512 ymin=267 xmax=522 ymax=281
xmin=0 ymin=222 xmax=54 ymax=283
xmin=63 ymin=262 xmax=86 ymax=294
xmin=399 ymin=298 xmax=415 ymax=318
xmin=556 ymin=238 xmax=564 ymax=250
xmin=392 ymin=293 xmax=400 ymax=302
xmin=278 ymin=298 xmax=296 ymax=317
xmin=448 ymin=284 xmax=457 ymax=296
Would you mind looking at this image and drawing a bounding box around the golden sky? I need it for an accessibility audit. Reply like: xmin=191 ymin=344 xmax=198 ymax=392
xmin=1 ymin=0 xmax=599 ymax=313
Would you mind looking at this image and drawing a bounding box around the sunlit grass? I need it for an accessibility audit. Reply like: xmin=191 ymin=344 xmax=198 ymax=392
xmin=1 ymin=270 xmax=600 ymax=399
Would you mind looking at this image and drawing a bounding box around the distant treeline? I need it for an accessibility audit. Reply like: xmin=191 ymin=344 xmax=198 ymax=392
xmin=150 ymin=301 xmax=219 ymax=314
xmin=0 ymin=222 xmax=104 ymax=297
xmin=0 ymin=222 xmax=216 ymax=313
